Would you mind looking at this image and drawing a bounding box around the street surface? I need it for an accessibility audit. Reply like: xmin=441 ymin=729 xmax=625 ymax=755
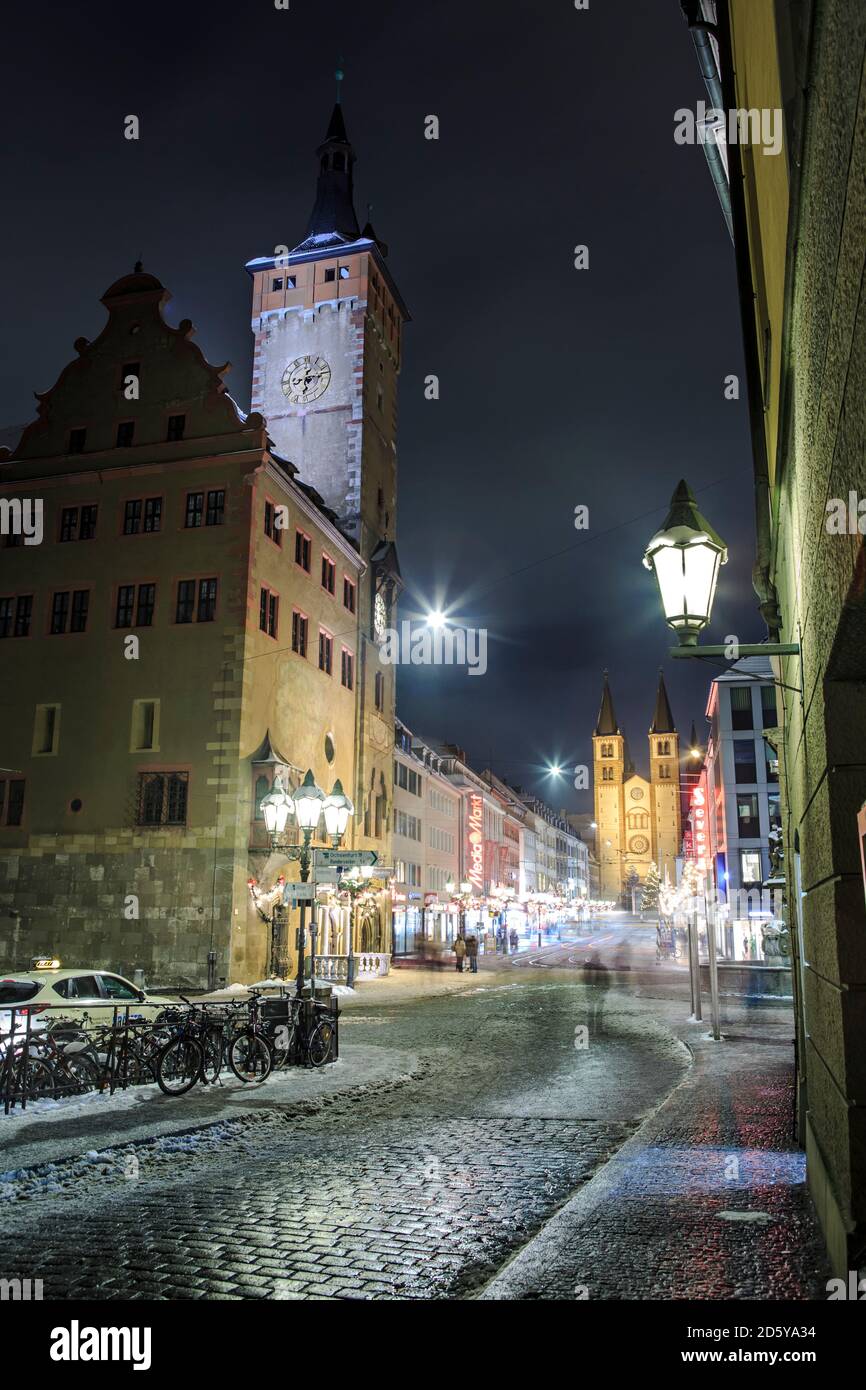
xmin=0 ymin=916 xmax=830 ymax=1301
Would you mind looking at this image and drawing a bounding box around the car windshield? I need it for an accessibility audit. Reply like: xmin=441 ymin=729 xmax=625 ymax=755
xmin=0 ymin=980 xmax=40 ymax=1004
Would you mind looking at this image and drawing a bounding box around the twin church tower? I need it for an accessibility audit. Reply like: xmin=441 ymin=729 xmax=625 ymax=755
xmin=592 ymin=671 xmax=683 ymax=903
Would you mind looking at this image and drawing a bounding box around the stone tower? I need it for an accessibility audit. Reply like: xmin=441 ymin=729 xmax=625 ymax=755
xmin=649 ymin=671 xmax=682 ymax=884
xmin=592 ymin=672 xmax=626 ymax=902
xmin=245 ymin=87 xmax=407 ymax=850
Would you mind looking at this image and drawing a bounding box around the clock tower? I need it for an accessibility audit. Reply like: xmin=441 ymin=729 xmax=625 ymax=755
xmin=246 ymin=85 xmax=408 ymax=853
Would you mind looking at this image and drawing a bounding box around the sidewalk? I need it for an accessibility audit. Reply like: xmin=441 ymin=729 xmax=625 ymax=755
xmin=477 ymin=996 xmax=832 ymax=1300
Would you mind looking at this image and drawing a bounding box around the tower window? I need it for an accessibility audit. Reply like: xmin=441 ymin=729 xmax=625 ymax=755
xmin=167 ymin=414 xmax=186 ymax=441
xmin=333 ymin=153 xmax=346 ymax=172
xmin=116 ymin=421 xmax=135 ymax=448
xmin=374 ymin=671 xmax=384 ymax=712
xmin=68 ymin=428 xmax=87 ymax=454
xmin=339 ymin=266 xmax=350 ymax=279
xmin=272 ymin=277 xmax=283 ymax=291
xmin=323 ymin=267 xmax=336 ymax=283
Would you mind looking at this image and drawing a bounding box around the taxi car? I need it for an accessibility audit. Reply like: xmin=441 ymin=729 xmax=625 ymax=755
xmin=0 ymin=960 xmax=175 ymax=1033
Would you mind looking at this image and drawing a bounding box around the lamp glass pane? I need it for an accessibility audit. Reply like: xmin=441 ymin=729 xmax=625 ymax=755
xmin=682 ymin=542 xmax=719 ymax=624
xmin=652 ymin=545 xmax=688 ymax=623
xmin=294 ymin=793 xmax=322 ymax=830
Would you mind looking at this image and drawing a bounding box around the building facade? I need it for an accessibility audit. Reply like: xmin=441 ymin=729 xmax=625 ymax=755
xmin=0 ymin=99 xmax=402 ymax=987
xmin=592 ymin=671 xmax=682 ymax=903
xmin=683 ymin=0 xmax=866 ymax=1271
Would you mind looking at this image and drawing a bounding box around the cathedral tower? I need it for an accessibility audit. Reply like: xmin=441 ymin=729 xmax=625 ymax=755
xmin=593 ymin=672 xmax=626 ymax=902
xmin=649 ymin=671 xmax=682 ymax=883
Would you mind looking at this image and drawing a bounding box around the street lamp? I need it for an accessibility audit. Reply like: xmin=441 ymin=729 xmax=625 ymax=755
xmin=260 ymin=775 xmax=294 ymax=839
xmin=642 ymin=480 xmax=728 ymax=647
xmin=322 ymin=779 xmax=354 ymax=844
xmin=644 ymin=480 xmax=800 ymax=663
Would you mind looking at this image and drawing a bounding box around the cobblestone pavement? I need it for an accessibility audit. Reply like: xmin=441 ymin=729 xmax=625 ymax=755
xmin=0 ymin=977 xmax=830 ymax=1300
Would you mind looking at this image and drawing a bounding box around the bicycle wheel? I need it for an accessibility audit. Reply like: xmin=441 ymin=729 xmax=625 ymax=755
xmin=201 ymin=1028 xmax=224 ymax=1084
xmin=307 ymin=1020 xmax=335 ymax=1068
xmin=19 ymin=1056 xmax=57 ymax=1101
xmin=228 ymin=1031 xmax=272 ymax=1083
xmin=156 ymin=1037 xmax=204 ymax=1096
xmin=268 ymin=1021 xmax=296 ymax=1071
xmin=62 ymin=1053 xmax=101 ymax=1094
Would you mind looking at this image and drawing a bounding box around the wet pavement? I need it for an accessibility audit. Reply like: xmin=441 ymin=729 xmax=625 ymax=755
xmin=1 ymin=977 xmax=686 ymax=1300
xmin=0 ymin=970 xmax=830 ymax=1301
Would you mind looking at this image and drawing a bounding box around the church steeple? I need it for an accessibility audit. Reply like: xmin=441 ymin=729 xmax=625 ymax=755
xmin=301 ymin=79 xmax=361 ymax=249
xmin=650 ymin=670 xmax=676 ymax=734
xmin=595 ymin=670 xmax=621 ymax=736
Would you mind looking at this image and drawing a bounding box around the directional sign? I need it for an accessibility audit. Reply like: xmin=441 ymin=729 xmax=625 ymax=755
xmin=313 ymin=849 xmax=378 ymax=867
xmin=283 ymin=882 xmax=316 ymax=903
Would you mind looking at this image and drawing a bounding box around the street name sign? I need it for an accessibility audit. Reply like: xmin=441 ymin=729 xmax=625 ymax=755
xmin=313 ymin=849 xmax=379 ymax=867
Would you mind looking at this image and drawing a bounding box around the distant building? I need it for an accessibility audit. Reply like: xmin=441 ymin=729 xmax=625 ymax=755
xmin=592 ymin=671 xmax=682 ymax=904
xmin=702 ymin=659 xmax=781 ymax=960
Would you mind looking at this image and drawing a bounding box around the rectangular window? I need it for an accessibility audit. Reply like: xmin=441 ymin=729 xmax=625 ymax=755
xmin=197 ymin=578 xmax=218 ymax=622
xmin=3 ymin=779 xmax=25 ymax=827
xmin=764 ymin=740 xmax=779 ymax=783
xmin=374 ymin=670 xmax=384 ymax=712
xmin=264 ymin=500 xmax=283 ymax=545
xmin=166 ymin=414 xmax=185 ymax=441
xmin=143 ymin=497 xmax=162 ymax=533
xmin=68 ymin=428 xmax=86 ymax=454
xmin=116 ymin=421 xmax=135 ymax=448
xmin=321 ymin=554 xmax=336 ymax=594
xmin=761 ymin=685 xmax=778 ymax=728
xmin=343 ymin=576 xmax=356 ymax=613
xmin=0 ymin=596 xmax=32 ymax=639
xmin=206 ymin=489 xmax=225 ymax=526
xmin=50 ymin=591 xmax=70 ymax=635
xmin=116 ymin=584 xmax=135 ymax=628
xmin=136 ymin=583 xmax=155 ymax=626
xmin=340 ymin=647 xmax=354 ymax=690
xmin=272 ymin=277 xmax=283 ymax=291
xmin=736 ymin=793 xmax=760 ymax=837
xmin=131 ymin=699 xmax=159 ymax=752
xmin=292 ymin=610 xmax=308 ymax=657
xmin=137 ymin=771 xmax=188 ymax=827
xmin=70 ymin=590 xmax=89 ymax=633
xmin=33 ymin=704 xmax=60 ymax=756
xmin=259 ymin=587 xmax=278 ymax=638
xmin=323 ymin=267 xmax=336 ymax=282
xmin=60 ymin=507 xmax=78 ymax=543
xmin=123 ymin=499 xmax=142 ymax=535
xmin=733 ymin=740 xmax=758 ymax=785
xmin=176 ymin=579 xmax=195 ymax=624
xmin=185 ymin=492 xmax=204 ymax=529
xmin=80 ymin=504 xmax=98 ymax=540
xmin=741 ymin=850 xmax=763 ymax=885
xmin=318 ymin=629 xmax=333 ymax=675
xmin=295 ymin=530 xmax=311 ymax=572
xmin=14 ymin=595 xmax=32 ymax=638
xmin=730 ymin=685 xmax=753 ymax=730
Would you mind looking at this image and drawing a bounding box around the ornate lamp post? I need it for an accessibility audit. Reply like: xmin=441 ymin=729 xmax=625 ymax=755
xmin=260 ymin=770 xmax=353 ymax=996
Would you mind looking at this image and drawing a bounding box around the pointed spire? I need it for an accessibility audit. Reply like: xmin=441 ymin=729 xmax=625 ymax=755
xmin=689 ymin=720 xmax=699 ymax=752
xmin=650 ymin=670 xmax=676 ymax=734
xmin=302 ymin=82 xmax=361 ymax=247
xmin=595 ymin=670 xmax=621 ymax=737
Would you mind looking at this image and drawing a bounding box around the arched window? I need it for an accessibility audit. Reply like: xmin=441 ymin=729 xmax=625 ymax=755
xmin=254 ymin=774 xmax=269 ymax=820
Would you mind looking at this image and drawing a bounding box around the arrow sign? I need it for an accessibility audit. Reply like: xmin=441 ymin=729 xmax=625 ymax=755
xmin=313 ymin=849 xmax=378 ymax=867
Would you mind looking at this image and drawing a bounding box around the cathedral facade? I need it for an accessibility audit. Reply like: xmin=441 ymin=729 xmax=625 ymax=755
xmin=592 ymin=672 xmax=682 ymax=904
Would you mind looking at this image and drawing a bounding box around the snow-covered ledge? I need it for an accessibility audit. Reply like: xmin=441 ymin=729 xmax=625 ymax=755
xmin=317 ymin=953 xmax=390 ymax=981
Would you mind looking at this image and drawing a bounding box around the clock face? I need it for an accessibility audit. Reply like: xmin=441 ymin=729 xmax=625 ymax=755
xmin=281 ymin=355 xmax=331 ymax=405
xmin=374 ymin=592 xmax=387 ymax=640
xmin=630 ymin=788 xmax=645 ymax=801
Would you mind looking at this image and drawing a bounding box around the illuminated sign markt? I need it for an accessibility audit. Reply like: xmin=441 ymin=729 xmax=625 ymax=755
xmin=467 ymin=793 xmax=485 ymax=891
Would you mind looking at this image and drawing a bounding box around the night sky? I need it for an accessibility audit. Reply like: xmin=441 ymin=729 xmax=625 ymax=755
xmin=0 ymin=0 xmax=760 ymax=811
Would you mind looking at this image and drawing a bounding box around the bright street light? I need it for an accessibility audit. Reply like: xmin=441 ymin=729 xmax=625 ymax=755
xmin=643 ymin=480 xmax=727 ymax=647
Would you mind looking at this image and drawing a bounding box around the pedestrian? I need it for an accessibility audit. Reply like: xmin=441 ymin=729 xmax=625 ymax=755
xmin=465 ymin=933 xmax=478 ymax=973
xmin=509 ymin=927 xmax=519 ymax=953
xmin=453 ymin=932 xmax=466 ymax=972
